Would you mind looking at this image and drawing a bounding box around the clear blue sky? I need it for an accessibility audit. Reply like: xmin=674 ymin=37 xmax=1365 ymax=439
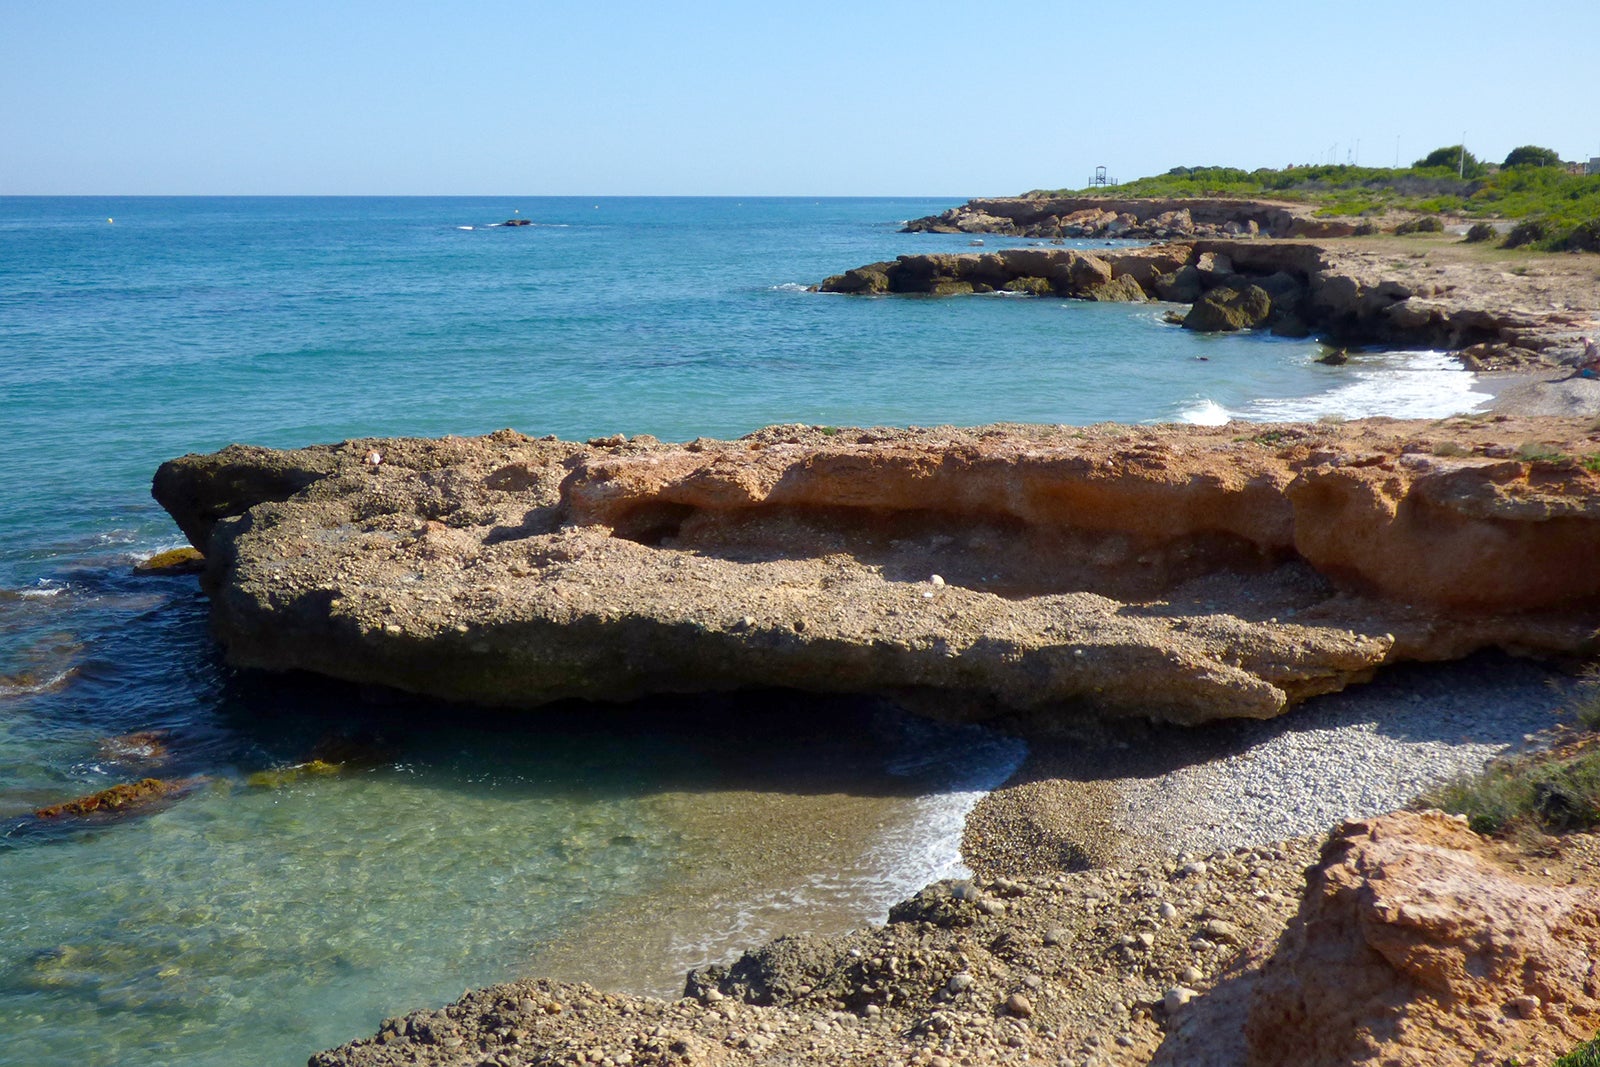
xmin=4 ymin=0 xmax=1596 ymax=196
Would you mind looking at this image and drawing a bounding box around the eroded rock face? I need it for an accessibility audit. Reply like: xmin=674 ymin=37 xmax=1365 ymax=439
xmin=1242 ymin=811 xmax=1600 ymax=1066
xmin=153 ymin=419 xmax=1600 ymax=727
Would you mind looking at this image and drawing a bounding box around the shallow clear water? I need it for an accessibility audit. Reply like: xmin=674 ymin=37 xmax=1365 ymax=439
xmin=0 ymin=196 xmax=1487 ymax=1066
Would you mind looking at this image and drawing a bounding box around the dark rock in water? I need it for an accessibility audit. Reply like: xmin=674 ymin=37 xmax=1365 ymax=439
xmin=96 ymin=730 xmax=170 ymax=765
xmin=134 ymin=546 xmax=205 ymax=575
xmin=1153 ymin=265 xmax=1205 ymax=304
xmin=503 ymin=218 xmax=532 ymax=227
xmin=32 ymin=776 xmax=203 ymax=820
xmin=1317 ymin=349 xmax=1350 ymax=366
xmin=1081 ymin=275 xmax=1147 ymax=303
xmin=1183 ymin=285 xmax=1272 ymax=332
xmin=888 ymin=881 xmax=982 ymax=928
xmin=1001 ymin=276 xmax=1054 ymax=297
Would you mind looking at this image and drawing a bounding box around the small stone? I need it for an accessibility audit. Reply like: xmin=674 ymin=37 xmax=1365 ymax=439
xmin=1164 ymin=986 xmax=1197 ymax=1012
xmin=947 ymin=972 xmax=975 ymax=993
xmin=1180 ymin=966 xmax=1203 ymax=984
xmin=1042 ymin=927 xmax=1068 ymax=946
xmin=518 ymin=998 xmax=538 ymax=1015
xmin=1178 ymin=861 xmax=1208 ymax=878
xmin=1004 ymin=993 xmax=1033 ymax=1019
xmin=929 ymin=574 xmax=945 ymax=587
xmin=1157 ymin=902 xmax=1178 ymax=920
xmin=1116 ymin=1034 xmax=1135 ymax=1047
xmin=1200 ymin=919 xmax=1244 ymax=946
xmin=1509 ymin=994 xmax=1541 ymax=1018
xmin=1136 ymin=931 xmax=1155 ymax=949
xmin=978 ymin=898 xmax=1006 ymax=916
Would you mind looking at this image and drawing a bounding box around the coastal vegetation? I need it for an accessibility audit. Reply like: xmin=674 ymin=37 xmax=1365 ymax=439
xmin=1028 ymin=145 xmax=1600 ymax=252
xmin=1415 ymin=679 xmax=1600 ymax=836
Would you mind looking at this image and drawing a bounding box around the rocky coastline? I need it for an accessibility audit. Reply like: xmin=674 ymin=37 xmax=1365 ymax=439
xmin=818 ymin=236 xmax=1595 ymax=365
xmin=142 ymin=222 xmax=1600 ymax=1065
xmin=899 ymin=196 xmax=1369 ymax=241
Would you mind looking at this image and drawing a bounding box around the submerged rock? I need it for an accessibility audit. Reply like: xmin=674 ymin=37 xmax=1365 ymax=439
xmin=152 ymin=419 xmax=1600 ymax=728
xmin=133 ymin=546 xmax=206 ymax=575
xmin=32 ymin=776 xmax=204 ymax=820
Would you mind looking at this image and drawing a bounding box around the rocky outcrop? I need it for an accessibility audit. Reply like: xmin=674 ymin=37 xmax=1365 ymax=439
xmin=154 ymin=419 xmax=1600 ymax=728
xmin=310 ymin=810 xmax=1600 ymax=1067
xmin=821 ymin=238 xmax=1598 ymax=357
xmin=819 ymin=246 xmax=1184 ymax=300
xmin=1158 ymin=811 xmax=1600 ymax=1066
xmin=902 ymin=197 xmax=1361 ymax=240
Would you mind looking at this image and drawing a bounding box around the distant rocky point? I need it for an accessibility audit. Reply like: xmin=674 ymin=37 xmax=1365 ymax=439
xmin=819 ymin=236 xmax=1589 ymax=364
xmin=902 ymin=197 xmax=1368 ymax=241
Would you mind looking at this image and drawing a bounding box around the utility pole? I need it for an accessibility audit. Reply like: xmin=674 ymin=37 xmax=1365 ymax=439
xmin=1459 ymin=132 xmax=1467 ymax=179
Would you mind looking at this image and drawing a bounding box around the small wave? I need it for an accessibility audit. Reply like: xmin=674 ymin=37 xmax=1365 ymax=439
xmin=6 ymin=579 xmax=66 ymax=600
xmin=1248 ymin=350 xmax=1491 ymax=422
xmin=456 ymin=225 xmax=475 ymax=231
xmin=1177 ymin=398 xmax=1233 ymax=426
xmin=768 ymin=283 xmax=810 ymax=293
xmin=0 ymin=667 xmax=76 ymax=697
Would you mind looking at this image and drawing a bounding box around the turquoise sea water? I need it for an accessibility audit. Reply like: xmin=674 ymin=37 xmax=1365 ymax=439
xmin=0 ymin=197 xmax=1489 ymax=1065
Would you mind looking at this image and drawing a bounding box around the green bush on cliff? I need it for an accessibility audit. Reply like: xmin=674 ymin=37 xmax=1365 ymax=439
xmin=1419 ymin=743 xmax=1600 ymax=835
xmin=1417 ymin=677 xmax=1600 ymax=835
xmin=1025 ymin=153 xmax=1600 ymax=251
xmin=1503 ymin=145 xmax=1563 ymax=169
xmin=1556 ymin=1032 xmax=1600 ymax=1067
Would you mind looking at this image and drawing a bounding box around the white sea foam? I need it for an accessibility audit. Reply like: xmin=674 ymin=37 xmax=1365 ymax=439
xmin=13 ymin=579 xmax=65 ymax=600
xmin=1247 ymin=350 xmax=1491 ymax=421
xmin=662 ymin=722 xmax=1027 ymax=969
xmin=768 ymin=282 xmax=810 ymax=293
xmin=1178 ymin=397 xmax=1232 ymax=425
xmin=456 ymin=225 xmax=474 ymax=231
xmin=0 ymin=667 xmax=75 ymax=697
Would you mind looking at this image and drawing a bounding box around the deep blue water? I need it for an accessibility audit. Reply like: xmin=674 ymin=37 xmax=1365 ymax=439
xmin=0 ymin=197 xmax=1488 ymax=1066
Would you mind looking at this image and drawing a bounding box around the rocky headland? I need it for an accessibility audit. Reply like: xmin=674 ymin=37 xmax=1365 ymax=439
xmin=819 ymin=237 xmax=1598 ymax=365
xmin=900 ymin=196 xmax=1367 ymax=241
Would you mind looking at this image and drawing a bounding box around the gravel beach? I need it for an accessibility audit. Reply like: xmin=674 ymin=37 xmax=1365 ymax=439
xmin=964 ymin=654 xmax=1575 ymax=878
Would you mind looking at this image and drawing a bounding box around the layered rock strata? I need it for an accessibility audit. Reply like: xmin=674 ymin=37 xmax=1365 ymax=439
xmin=819 ymin=240 xmax=1594 ymax=358
xmin=1158 ymin=810 xmax=1600 ymax=1067
xmin=155 ymin=418 xmax=1600 ymax=727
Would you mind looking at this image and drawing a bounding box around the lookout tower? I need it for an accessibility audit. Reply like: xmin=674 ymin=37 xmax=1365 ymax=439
xmin=1090 ymin=165 xmax=1116 ymax=188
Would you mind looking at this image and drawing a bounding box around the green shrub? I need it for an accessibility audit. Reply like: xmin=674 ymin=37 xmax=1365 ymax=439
xmin=1503 ymin=145 xmax=1563 ymax=169
xmin=1504 ymin=218 xmax=1552 ymax=248
xmin=1464 ymin=222 xmax=1497 ymax=242
xmin=1555 ymin=1033 xmax=1600 ymax=1067
xmin=1396 ymin=215 xmax=1445 ymax=235
xmin=1417 ymin=743 xmax=1600 ymax=835
xmin=1513 ymin=440 xmax=1568 ymax=463
xmin=1414 ymin=144 xmax=1489 ymax=179
xmin=1561 ymin=219 xmax=1600 ymax=253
